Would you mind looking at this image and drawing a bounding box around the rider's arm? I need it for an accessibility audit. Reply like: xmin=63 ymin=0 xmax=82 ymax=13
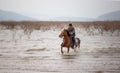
xmin=70 ymin=28 xmax=75 ymax=34
xmin=72 ymin=28 xmax=75 ymax=33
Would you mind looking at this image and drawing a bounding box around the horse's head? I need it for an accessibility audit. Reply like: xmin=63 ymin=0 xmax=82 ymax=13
xmin=59 ymin=29 xmax=66 ymax=38
xmin=59 ymin=29 xmax=70 ymax=38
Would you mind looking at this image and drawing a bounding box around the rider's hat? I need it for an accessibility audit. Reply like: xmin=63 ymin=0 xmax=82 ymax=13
xmin=69 ymin=23 xmax=72 ymax=26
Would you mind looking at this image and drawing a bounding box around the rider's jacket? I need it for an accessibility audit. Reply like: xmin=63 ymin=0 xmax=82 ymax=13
xmin=68 ymin=27 xmax=75 ymax=37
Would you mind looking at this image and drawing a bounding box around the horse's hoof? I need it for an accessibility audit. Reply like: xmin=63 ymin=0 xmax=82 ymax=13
xmin=61 ymin=52 xmax=63 ymax=54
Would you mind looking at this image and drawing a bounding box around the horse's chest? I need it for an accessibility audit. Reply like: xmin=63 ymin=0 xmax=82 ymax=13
xmin=63 ymin=38 xmax=70 ymax=44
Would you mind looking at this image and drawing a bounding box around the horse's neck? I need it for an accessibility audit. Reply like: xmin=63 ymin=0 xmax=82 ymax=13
xmin=63 ymin=35 xmax=69 ymax=40
xmin=63 ymin=35 xmax=70 ymax=45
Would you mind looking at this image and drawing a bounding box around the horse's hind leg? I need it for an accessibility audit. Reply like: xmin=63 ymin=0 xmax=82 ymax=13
xmin=78 ymin=40 xmax=81 ymax=48
xmin=61 ymin=46 xmax=63 ymax=54
xmin=73 ymin=43 xmax=77 ymax=52
xmin=78 ymin=43 xmax=80 ymax=48
xmin=77 ymin=42 xmax=80 ymax=51
xmin=77 ymin=39 xmax=80 ymax=49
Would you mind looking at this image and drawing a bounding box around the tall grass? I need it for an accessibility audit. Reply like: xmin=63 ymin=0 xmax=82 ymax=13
xmin=0 ymin=21 xmax=120 ymax=35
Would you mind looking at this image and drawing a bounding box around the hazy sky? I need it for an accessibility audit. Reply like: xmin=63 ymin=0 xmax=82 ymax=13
xmin=0 ymin=0 xmax=120 ymax=19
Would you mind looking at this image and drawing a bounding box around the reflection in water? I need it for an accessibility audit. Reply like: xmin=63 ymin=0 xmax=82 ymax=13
xmin=62 ymin=55 xmax=77 ymax=59
xmin=0 ymin=24 xmax=120 ymax=73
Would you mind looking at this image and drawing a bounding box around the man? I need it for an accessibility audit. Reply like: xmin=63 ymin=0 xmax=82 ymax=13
xmin=67 ymin=23 xmax=76 ymax=48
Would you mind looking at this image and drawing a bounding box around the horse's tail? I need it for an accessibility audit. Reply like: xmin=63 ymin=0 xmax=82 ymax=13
xmin=75 ymin=38 xmax=81 ymax=48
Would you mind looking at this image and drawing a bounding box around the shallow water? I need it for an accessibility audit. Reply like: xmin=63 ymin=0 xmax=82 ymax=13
xmin=0 ymin=29 xmax=120 ymax=73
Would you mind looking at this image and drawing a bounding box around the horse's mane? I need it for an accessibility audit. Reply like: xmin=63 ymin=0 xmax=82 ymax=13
xmin=64 ymin=29 xmax=70 ymax=37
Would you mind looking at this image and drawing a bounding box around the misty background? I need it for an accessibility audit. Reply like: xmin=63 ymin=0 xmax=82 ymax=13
xmin=0 ymin=0 xmax=120 ymax=21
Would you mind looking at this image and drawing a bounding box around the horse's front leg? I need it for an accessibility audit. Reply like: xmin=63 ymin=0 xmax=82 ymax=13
xmin=67 ymin=47 xmax=70 ymax=53
xmin=61 ymin=43 xmax=64 ymax=54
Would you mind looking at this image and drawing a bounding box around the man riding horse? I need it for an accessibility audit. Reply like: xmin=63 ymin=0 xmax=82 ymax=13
xmin=59 ymin=24 xmax=80 ymax=54
xmin=68 ymin=23 xmax=75 ymax=48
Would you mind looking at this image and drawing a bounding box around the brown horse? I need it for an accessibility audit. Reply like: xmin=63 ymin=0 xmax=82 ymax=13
xmin=59 ymin=29 xmax=80 ymax=54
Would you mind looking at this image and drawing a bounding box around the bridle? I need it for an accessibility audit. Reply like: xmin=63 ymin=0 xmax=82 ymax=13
xmin=59 ymin=33 xmax=64 ymax=38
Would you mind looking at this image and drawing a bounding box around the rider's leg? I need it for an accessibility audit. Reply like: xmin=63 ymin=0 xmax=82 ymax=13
xmin=70 ymin=37 xmax=72 ymax=46
xmin=71 ymin=36 xmax=75 ymax=49
xmin=72 ymin=36 xmax=75 ymax=47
